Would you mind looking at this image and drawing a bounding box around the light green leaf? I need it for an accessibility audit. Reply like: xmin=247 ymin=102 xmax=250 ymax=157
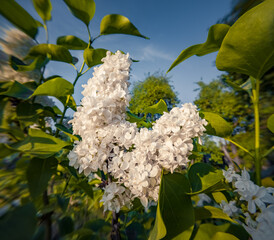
xmin=32 ymin=0 xmax=52 ymax=22
xmin=100 ymin=14 xmax=149 ymax=39
xmin=150 ymin=172 xmax=195 ymax=240
xmin=63 ymin=0 xmax=96 ymax=26
xmin=10 ymin=55 xmax=49 ymax=72
xmin=168 ymin=24 xmax=230 ymax=72
xmin=0 ymin=0 xmax=38 ymax=38
xmin=143 ymin=99 xmax=168 ymax=116
xmin=27 ymin=157 xmax=58 ymax=199
xmin=10 ymin=128 xmax=70 ymax=157
xmin=57 ymin=35 xmax=88 ymax=50
xmin=27 ymin=44 xmax=73 ymax=63
xmin=216 ymin=0 xmax=274 ymax=79
xmin=267 ymin=114 xmax=274 ymax=133
xmin=200 ymin=112 xmax=233 ymax=137
xmin=192 ymin=223 xmax=249 ymax=240
xmin=211 ymin=191 xmax=230 ymax=204
xmin=0 ymin=203 xmax=37 ymax=240
xmin=188 ymin=163 xmax=225 ymax=194
xmin=83 ymin=48 xmax=108 ymax=67
xmin=31 ymin=77 xmax=74 ymax=106
xmin=0 ymin=81 xmax=33 ymax=100
xmin=194 ymin=206 xmax=237 ymax=223
xmin=149 ymin=203 xmax=167 ymax=240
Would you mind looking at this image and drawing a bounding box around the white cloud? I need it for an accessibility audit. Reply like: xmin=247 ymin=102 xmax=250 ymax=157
xmin=136 ymin=45 xmax=175 ymax=62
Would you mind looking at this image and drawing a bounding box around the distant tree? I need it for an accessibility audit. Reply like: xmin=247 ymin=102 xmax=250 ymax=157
xmin=129 ymin=73 xmax=179 ymax=114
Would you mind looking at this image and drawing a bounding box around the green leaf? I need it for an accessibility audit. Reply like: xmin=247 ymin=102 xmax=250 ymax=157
xmin=100 ymin=14 xmax=149 ymax=39
xmin=267 ymin=114 xmax=274 ymax=133
xmin=216 ymin=0 xmax=274 ymax=79
xmin=55 ymin=123 xmax=79 ymax=141
xmin=0 ymin=81 xmax=33 ymax=100
xmin=200 ymin=112 xmax=233 ymax=137
xmin=83 ymin=48 xmax=108 ymax=68
xmin=31 ymin=77 xmax=74 ymax=106
xmin=0 ymin=143 xmax=15 ymax=159
xmin=10 ymin=128 xmax=70 ymax=157
xmin=149 ymin=204 xmax=167 ymax=240
xmin=192 ymin=223 xmax=249 ymax=240
xmin=78 ymin=180 xmax=94 ymax=198
xmin=188 ymin=163 xmax=225 ymax=194
xmin=32 ymin=0 xmax=52 ymax=22
xmin=16 ymin=102 xmax=44 ymax=126
xmin=143 ymin=99 xmax=168 ymax=117
xmin=63 ymin=0 xmax=96 ymax=26
xmin=57 ymin=195 xmax=70 ymax=212
xmin=194 ymin=206 xmax=237 ymax=223
xmin=58 ymin=216 xmax=74 ymax=236
xmin=10 ymin=55 xmax=49 ymax=72
xmin=27 ymin=44 xmax=73 ymax=63
xmin=150 ymin=172 xmax=195 ymax=240
xmin=57 ymin=35 xmax=88 ymax=50
xmin=27 ymin=157 xmax=58 ymax=199
xmin=0 ymin=203 xmax=37 ymax=240
xmin=168 ymin=24 xmax=230 ymax=72
xmin=0 ymin=0 xmax=38 ymax=38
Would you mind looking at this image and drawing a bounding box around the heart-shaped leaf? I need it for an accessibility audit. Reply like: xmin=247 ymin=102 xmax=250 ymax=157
xmin=64 ymin=0 xmax=95 ymax=26
xmin=143 ymin=99 xmax=168 ymax=117
xmin=57 ymin=35 xmax=88 ymax=50
xmin=100 ymin=14 xmax=149 ymax=39
xmin=32 ymin=0 xmax=52 ymax=22
xmin=216 ymin=0 xmax=274 ymax=79
xmin=83 ymin=48 xmax=108 ymax=67
xmin=168 ymin=24 xmax=230 ymax=72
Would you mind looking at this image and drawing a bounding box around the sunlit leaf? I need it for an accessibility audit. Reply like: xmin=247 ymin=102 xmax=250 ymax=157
xmin=63 ymin=0 xmax=96 ymax=26
xmin=216 ymin=0 xmax=274 ymax=79
xmin=57 ymin=35 xmax=88 ymax=50
xmin=10 ymin=55 xmax=49 ymax=72
xmin=267 ymin=114 xmax=274 ymax=133
xmin=0 ymin=81 xmax=33 ymax=100
xmin=84 ymin=48 xmax=108 ymax=67
xmin=31 ymin=77 xmax=74 ymax=107
xmin=0 ymin=0 xmax=38 ymax=38
xmin=0 ymin=203 xmax=37 ymax=240
xmin=200 ymin=112 xmax=233 ymax=137
xmin=143 ymin=99 xmax=168 ymax=116
xmin=27 ymin=44 xmax=73 ymax=63
xmin=194 ymin=206 xmax=237 ymax=223
xmin=188 ymin=163 xmax=225 ymax=194
xmin=27 ymin=157 xmax=58 ymax=199
xmin=168 ymin=24 xmax=230 ymax=72
xmin=10 ymin=128 xmax=70 ymax=157
xmin=100 ymin=14 xmax=149 ymax=39
xmin=32 ymin=0 xmax=52 ymax=22
xmin=55 ymin=123 xmax=79 ymax=141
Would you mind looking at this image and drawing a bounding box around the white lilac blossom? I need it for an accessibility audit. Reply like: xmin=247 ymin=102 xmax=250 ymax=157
xmin=68 ymin=51 xmax=208 ymax=212
xmin=220 ymin=200 xmax=240 ymax=217
xmin=197 ymin=193 xmax=212 ymax=207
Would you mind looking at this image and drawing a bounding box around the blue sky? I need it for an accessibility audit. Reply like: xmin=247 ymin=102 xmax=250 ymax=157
xmin=1 ymin=0 xmax=232 ymax=112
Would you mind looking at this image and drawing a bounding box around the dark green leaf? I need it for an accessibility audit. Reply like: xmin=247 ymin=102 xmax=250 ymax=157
xmin=16 ymin=102 xmax=44 ymax=126
xmin=188 ymin=163 xmax=225 ymax=194
xmin=27 ymin=157 xmax=58 ymax=199
xmin=55 ymin=123 xmax=79 ymax=141
xmin=200 ymin=112 xmax=233 ymax=137
xmin=31 ymin=77 xmax=74 ymax=107
xmin=194 ymin=206 xmax=237 ymax=223
xmin=143 ymin=99 xmax=168 ymax=116
xmin=57 ymin=35 xmax=88 ymax=50
xmin=267 ymin=114 xmax=274 ymax=133
xmin=150 ymin=172 xmax=195 ymax=240
xmin=32 ymin=0 xmax=52 ymax=22
xmin=27 ymin=44 xmax=73 ymax=63
xmin=58 ymin=216 xmax=74 ymax=236
xmin=57 ymin=195 xmax=70 ymax=212
xmin=100 ymin=14 xmax=149 ymax=39
xmin=0 ymin=143 xmax=15 ymax=159
xmin=78 ymin=180 xmax=94 ymax=198
xmin=0 ymin=0 xmax=38 ymax=38
xmin=10 ymin=55 xmax=49 ymax=72
xmin=216 ymin=0 xmax=274 ymax=79
xmin=83 ymin=48 xmax=108 ymax=67
xmin=63 ymin=0 xmax=96 ymax=26
xmin=0 ymin=203 xmax=37 ymax=240
xmin=0 ymin=81 xmax=33 ymax=100
xmin=10 ymin=128 xmax=70 ymax=157
xmin=168 ymin=24 xmax=230 ymax=72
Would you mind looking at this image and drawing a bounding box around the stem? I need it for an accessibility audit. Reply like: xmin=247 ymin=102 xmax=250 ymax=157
xmin=43 ymin=190 xmax=52 ymax=240
xmin=61 ymin=175 xmax=72 ymax=197
xmin=224 ymin=138 xmax=254 ymax=159
xmin=44 ymin=23 xmax=49 ymax=43
xmin=252 ymin=79 xmax=261 ymax=185
xmin=111 ymin=212 xmax=121 ymax=240
xmin=87 ymin=26 xmax=92 ymax=48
